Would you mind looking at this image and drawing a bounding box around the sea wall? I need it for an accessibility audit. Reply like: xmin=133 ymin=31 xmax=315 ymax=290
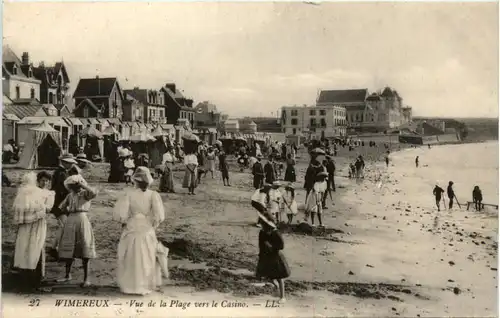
xmin=399 ymin=133 xmax=460 ymax=145
xmin=353 ymin=134 xmax=400 ymax=144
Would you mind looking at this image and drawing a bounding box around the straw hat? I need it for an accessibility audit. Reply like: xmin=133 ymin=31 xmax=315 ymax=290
xmin=311 ymin=148 xmax=325 ymax=155
xmin=272 ymin=181 xmax=282 ymax=188
xmin=59 ymin=153 xmax=78 ymax=164
xmin=257 ymin=211 xmax=277 ymax=228
xmin=64 ymin=174 xmax=87 ymax=190
xmin=133 ymin=166 xmax=154 ymax=185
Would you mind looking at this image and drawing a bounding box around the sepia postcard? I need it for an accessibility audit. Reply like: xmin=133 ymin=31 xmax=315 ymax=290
xmin=1 ymin=1 xmax=498 ymax=317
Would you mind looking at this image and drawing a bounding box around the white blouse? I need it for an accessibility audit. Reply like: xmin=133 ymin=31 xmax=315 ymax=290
xmin=162 ymin=152 xmax=174 ymax=165
xmin=184 ymin=154 xmax=198 ymax=166
xmin=113 ymin=188 xmax=166 ymax=228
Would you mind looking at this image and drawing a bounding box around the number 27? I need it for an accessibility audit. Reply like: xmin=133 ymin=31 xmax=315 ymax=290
xmin=29 ymin=299 xmax=40 ymax=307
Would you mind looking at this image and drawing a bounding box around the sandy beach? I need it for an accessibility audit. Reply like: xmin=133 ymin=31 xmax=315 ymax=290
xmin=2 ymin=142 xmax=498 ymax=317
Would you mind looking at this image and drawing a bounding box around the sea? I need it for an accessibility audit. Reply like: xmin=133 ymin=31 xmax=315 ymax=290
xmin=388 ymin=141 xmax=499 ymax=207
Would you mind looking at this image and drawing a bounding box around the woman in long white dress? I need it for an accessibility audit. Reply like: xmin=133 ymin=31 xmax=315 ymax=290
xmin=13 ymin=171 xmax=55 ymax=290
xmin=113 ymin=166 xmax=166 ymax=295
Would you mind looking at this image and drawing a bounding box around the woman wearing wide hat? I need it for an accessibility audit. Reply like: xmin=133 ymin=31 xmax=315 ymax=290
xmin=159 ymin=147 xmax=176 ymax=193
xmin=49 ymin=153 xmax=78 ymax=255
xmin=113 ymin=167 xmax=166 ymax=295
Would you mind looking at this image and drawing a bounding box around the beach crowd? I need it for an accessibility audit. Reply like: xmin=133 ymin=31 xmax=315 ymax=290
xmin=7 ymin=135 xmax=487 ymax=304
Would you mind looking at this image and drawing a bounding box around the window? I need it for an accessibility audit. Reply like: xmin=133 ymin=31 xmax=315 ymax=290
xmin=310 ymin=118 xmax=316 ymax=127
xmin=292 ymin=128 xmax=297 ymax=135
xmin=28 ymin=69 xmax=32 ymax=78
xmin=12 ymin=65 xmax=17 ymax=75
xmin=320 ymin=118 xmax=327 ymax=127
xmin=114 ymin=92 xmax=117 ymax=101
xmin=30 ymin=87 xmax=35 ymax=99
xmin=83 ymin=106 xmax=89 ymax=117
xmin=319 ymin=109 xmax=326 ymax=116
xmin=291 ymin=110 xmax=298 ymax=116
xmin=291 ymin=118 xmax=298 ymax=125
xmin=309 ymin=110 xmax=316 ymax=116
xmin=49 ymin=92 xmax=54 ymax=103
xmin=15 ymin=86 xmax=20 ymax=99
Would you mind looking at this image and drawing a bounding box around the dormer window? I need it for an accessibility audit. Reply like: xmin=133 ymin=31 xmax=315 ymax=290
xmin=30 ymin=87 xmax=35 ymax=99
xmin=12 ymin=65 xmax=17 ymax=75
xmin=28 ymin=68 xmax=33 ymax=78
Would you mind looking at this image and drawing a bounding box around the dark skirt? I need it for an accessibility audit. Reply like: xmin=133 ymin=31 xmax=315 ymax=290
xmin=284 ymin=165 xmax=296 ymax=182
xmin=159 ymin=168 xmax=174 ymax=192
xmin=256 ymin=251 xmax=291 ymax=280
xmin=253 ymin=176 xmax=264 ymax=189
xmin=221 ymin=169 xmax=229 ymax=179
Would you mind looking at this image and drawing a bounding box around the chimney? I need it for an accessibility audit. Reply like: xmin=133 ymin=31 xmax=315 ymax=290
xmin=22 ymin=52 xmax=29 ymax=65
xmin=96 ymin=75 xmax=100 ymax=95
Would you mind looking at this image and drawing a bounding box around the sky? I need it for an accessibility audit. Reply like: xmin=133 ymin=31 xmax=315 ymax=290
xmin=3 ymin=2 xmax=498 ymax=118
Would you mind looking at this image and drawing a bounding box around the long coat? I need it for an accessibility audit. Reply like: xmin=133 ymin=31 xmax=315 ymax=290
xmin=252 ymin=161 xmax=264 ymax=189
xmin=264 ymin=162 xmax=276 ymax=184
xmin=50 ymin=166 xmax=69 ymax=218
xmin=256 ymin=229 xmax=290 ymax=280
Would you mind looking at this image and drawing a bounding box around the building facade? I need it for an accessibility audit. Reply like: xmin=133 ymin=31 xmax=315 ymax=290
xmin=73 ymin=76 xmax=124 ymax=119
xmin=2 ymin=46 xmax=41 ymax=101
xmin=161 ymin=83 xmax=195 ymax=128
xmin=123 ymin=88 xmax=167 ymax=124
xmin=194 ymin=101 xmax=223 ymax=128
xmin=317 ymin=87 xmax=412 ymax=133
xmin=281 ymin=105 xmax=347 ymax=138
xmin=33 ymin=60 xmax=70 ymax=105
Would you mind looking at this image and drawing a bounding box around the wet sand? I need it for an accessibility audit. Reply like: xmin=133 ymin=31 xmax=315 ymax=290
xmin=2 ymin=143 xmax=497 ymax=317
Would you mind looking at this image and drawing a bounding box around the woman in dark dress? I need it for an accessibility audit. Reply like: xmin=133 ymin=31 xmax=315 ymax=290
xmin=284 ymin=154 xmax=296 ymax=183
xmin=256 ymin=211 xmax=290 ymax=303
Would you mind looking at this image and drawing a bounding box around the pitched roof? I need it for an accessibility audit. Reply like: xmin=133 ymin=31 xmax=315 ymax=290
xmin=381 ymin=87 xmax=395 ymax=97
xmin=74 ymin=98 xmax=100 ymax=112
xmin=2 ymin=46 xmax=41 ymax=83
xmin=73 ymin=77 xmax=119 ymax=98
xmin=3 ymin=45 xmax=22 ymax=65
xmin=366 ymin=93 xmax=381 ymax=101
xmin=317 ymin=89 xmax=368 ymax=104
xmin=3 ymin=104 xmax=46 ymax=119
xmin=124 ymin=89 xmax=148 ymax=104
xmin=160 ymin=86 xmax=181 ymax=108
xmin=33 ymin=62 xmax=70 ymax=86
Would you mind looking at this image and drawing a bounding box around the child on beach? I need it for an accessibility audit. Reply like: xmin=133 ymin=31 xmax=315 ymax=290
xmin=123 ymin=150 xmax=135 ymax=185
xmin=304 ymin=172 xmax=328 ymax=226
xmin=282 ymin=185 xmax=298 ymax=225
xmin=57 ymin=174 xmax=97 ymax=287
xmin=269 ymin=182 xmax=283 ymax=223
xmin=219 ymin=151 xmax=231 ymax=186
xmin=256 ymin=211 xmax=290 ymax=303
xmin=251 ymin=184 xmax=271 ymax=227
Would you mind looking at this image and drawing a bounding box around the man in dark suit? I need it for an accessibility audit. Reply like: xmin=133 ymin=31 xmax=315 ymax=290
xmin=252 ymin=155 xmax=265 ymax=189
xmin=322 ymin=155 xmax=336 ymax=209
